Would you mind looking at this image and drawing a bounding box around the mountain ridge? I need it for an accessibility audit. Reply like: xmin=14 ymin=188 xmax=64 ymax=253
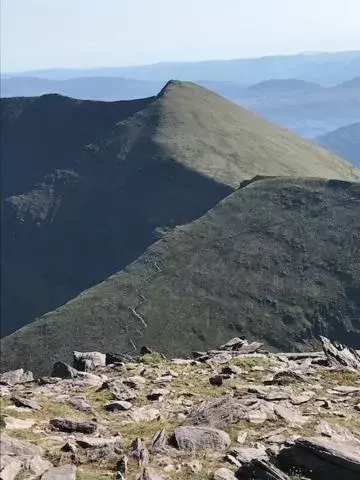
xmin=2 ymin=176 xmax=360 ymax=375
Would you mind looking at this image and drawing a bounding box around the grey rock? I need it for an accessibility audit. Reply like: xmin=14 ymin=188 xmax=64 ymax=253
xmin=131 ymin=437 xmax=150 ymax=467
xmin=129 ymin=406 xmax=160 ymax=422
xmin=105 ymin=400 xmax=132 ymax=412
xmin=174 ymin=426 xmax=231 ymax=451
xmin=0 ymin=369 xmax=33 ymax=385
xmin=50 ymin=417 xmax=97 ymax=434
xmin=264 ymin=370 xmax=305 ymax=385
xmin=234 ymin=342 xmax=264 ymax=354
xmin=11 ymin=395 xmax=42 ymax=411
xmin=41 ymin=464 xmax=76 ymax=480
xmin=184 ymin=396 xmax=246 ymax=429
xmin=66 ymin=396 xmax=93 ymax=412
xmin=147 ymin=389 xmax=170 ymax=401
xmin=0 ymin=432 xmax=42 ymax=456
xmin=320 ymin=336 xmax=360 ymax=371
xmin=73 ymin=351 xmax=106 ymax=372
xmin=206 ymin=353 xmax=233 ymax=365
xmin=102 ymin=378 xmax=136 ymax=402
xmin=75 ymin=436 xmax=121 ymax=449
xmin=86 ymin=444 xmax=118 ymax=462
xmin=23 ymin=455 xmax=53 ymax=477
xmin=220 ymin=338 xmax=247 ymax=350
xmin=237 ymin=459 xmax=290 ymax=479
xmin=0 ymin=456 xmax=23 ymax=480
xmin=278 ymin=436 xmax=360 ymax=479
xmin=329 ymin=385 xmax=360 ymax=395
xmin=213 ymin=467 xmax=237 ymax=479
xmin=124 ymin=376 xmax=146 ymax=389
xmin=232 ymin=445 xmax=268 ymax=464
xmin=151 ymin=429 xmax=167 ymax=452
xmin=274 ymin=405 xmax=308 ymax=426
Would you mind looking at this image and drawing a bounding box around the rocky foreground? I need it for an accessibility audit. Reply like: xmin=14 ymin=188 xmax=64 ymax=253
xmin=1 ymin=337 xmax=360 ymax=480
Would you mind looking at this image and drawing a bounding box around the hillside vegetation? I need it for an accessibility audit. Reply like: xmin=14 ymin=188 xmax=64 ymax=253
xmin=2 ymin=81 xmax=356 ymax=338
xmin=2 ymin=177 xmax=359 ymax=375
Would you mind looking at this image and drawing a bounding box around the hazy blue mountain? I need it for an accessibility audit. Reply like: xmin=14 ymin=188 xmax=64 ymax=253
xmin=4 ymin=50 xmax=360 ymax=85
xmin=316 ymin=123 xmax=360 ymax=166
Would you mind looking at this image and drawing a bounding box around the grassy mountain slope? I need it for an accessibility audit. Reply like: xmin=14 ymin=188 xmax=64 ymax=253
xmin=1 ymin=81 xmax=358 ymax=338
xmin=316 ymin=123 xmax=360 ymax=166
xmin=2 ymin=177 xmax=360 ymax=375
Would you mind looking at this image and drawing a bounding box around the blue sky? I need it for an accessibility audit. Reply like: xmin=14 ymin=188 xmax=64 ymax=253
xmin=1 ymin=0 xmax=360 ymax=72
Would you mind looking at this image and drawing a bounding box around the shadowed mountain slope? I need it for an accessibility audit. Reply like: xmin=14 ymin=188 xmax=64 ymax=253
xmin=316 ymin=123 xmax=360 ymax=166
xmin=1 ymin=81 xmax=358 ymax=339
xmin=1 ymin=177 xmax=360 ymax=375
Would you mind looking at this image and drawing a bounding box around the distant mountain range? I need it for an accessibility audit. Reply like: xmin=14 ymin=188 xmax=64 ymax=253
xmin=316 ymin=123 xmax=360 ymax=166
xmin=4 ymin=50 xmax=360 ymax=85
xmin=2 ymin=81 xmax=359 ymax=374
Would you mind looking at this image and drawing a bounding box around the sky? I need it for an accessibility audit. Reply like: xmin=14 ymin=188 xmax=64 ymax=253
xmin=1 ymin=0 xmax=360 ymax=73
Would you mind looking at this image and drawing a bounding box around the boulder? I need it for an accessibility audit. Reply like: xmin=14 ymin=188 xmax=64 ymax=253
xmin=50 ymin=417 xmax=97 ymax=434
xmin=0 ymin=369 xmax=33 ymax=385
xmin=73 ymin=351 xmax=106 ymax=372
xmin=174 ymin=426 xmax=231 ymax=451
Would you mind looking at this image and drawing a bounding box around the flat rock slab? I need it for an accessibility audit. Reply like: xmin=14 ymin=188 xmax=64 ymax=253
xmin=274 ymin=405 xmax=308 ymax=426
xmin=174 ymin=426 xmax=231 ymax=451
xmin=0 ymin=433 xmax=42 ymax=456
xmin=213 ymin=467 xmax=237 ymax=479
xmin=41 ymin=464 xmax=76 ymax=480
xmin=75 ymin=436 xmax=122 ymax=449
xmin=232 ymin=446 xmax=268 ymax=464
xmin=129 ymin=407 xmax=161 ymax=422
xmin=278 ymin=436 xmax=360 ymax=480
xmin=0 ymin=369 xmax=33 ymax=385
xmin=11 ymin=395 xmax=42 ymax=411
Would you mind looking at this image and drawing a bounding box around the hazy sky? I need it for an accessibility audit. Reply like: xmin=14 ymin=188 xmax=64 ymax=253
xmin=1 ymin=0 xmax=360 ymax=72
